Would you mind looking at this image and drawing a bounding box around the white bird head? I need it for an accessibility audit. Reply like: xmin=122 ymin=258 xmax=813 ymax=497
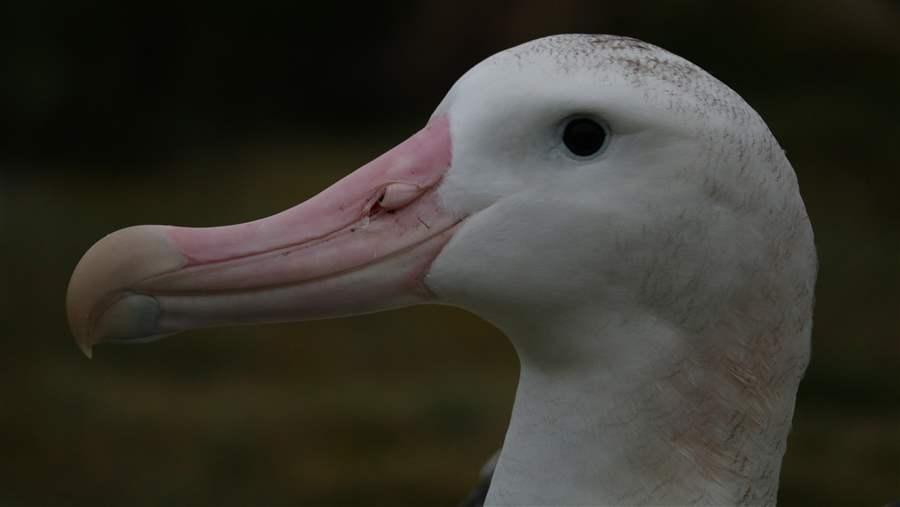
xmin=430 ymin=35 xmax=816 ymax=375
xmin=67 ymin=34 xmax=816 ymax=505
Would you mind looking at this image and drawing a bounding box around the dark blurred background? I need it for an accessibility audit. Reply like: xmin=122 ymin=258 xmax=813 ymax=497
xmin=2 ymin=1 xmax=899 ymax=505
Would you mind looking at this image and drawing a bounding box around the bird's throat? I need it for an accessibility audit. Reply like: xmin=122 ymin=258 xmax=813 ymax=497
xmin=484 ymin=320 xmax=796 ymax=506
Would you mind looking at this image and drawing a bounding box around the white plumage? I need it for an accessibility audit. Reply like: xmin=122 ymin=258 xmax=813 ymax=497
xmin=67 ymin=34 xmax=816 ymax=506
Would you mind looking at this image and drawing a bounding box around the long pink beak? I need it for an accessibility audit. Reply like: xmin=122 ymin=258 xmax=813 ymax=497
xmin=67 ymin=117 xmax=461 ymax=357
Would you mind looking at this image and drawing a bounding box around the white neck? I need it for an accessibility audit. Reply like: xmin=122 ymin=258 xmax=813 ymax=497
xmin=484 ymin=313 xmax=801 ymax=507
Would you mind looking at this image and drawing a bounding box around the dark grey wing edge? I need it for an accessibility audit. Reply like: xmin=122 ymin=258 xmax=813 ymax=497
xmin=458 ymin=451 xmax=499 ymax=507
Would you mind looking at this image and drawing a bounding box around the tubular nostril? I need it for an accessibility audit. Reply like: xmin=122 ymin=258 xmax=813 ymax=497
xmin=379 ymin=183 xmax=423 ymax=210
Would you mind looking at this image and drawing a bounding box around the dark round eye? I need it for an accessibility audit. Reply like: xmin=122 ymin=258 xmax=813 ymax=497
xmin=562 ymin=118 xmax=607 ymax=157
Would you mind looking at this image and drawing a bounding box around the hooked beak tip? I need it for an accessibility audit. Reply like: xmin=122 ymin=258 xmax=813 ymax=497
xmin=78 ymin=341 xmax=93 ymax=359
xmin=66 ymin=225 xmax=182 ymax=353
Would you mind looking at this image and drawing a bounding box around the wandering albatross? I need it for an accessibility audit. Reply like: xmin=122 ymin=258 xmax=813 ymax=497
xmin=66 ymin=34 xmax=816 ymax=506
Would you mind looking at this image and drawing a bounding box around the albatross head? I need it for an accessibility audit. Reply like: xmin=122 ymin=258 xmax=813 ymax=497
xmin=67 ymin=34 xmax=816 ymax=505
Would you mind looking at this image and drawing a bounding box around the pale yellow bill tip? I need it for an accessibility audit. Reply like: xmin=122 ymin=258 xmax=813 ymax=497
xmin=78 ymin=341 xmax=93 ymax=359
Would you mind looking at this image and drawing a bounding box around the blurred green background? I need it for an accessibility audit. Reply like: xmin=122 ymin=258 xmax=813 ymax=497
xmin=2 ymin=1 xmax=899 ymax=505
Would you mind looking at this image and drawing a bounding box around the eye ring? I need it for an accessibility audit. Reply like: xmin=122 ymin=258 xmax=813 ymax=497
xmin=561 ymin=116 xmax=609 ymax=159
